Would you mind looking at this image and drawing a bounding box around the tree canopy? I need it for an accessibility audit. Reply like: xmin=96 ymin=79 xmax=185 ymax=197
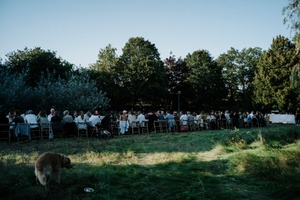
xmin=4 ymin=47 xmax=73 ymax=87
xmin=184 ymin=50 xmax=226 ymax=110
xmin=253 ymin=35 xmax=299 ymax=111
xmin=112 ymin=37 xmax=167 ymax=109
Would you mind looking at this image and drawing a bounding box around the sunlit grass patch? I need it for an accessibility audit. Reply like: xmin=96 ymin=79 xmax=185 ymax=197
xmin=0 ymin=124 xmax=299 ymax=199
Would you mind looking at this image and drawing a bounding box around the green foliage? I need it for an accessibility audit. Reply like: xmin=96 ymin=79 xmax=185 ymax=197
xmin=34 ymin=73 xmax=110 ymax=112
xmin=253 ymin=35 xmax=299 ymax=111
xmin=283 ymin=0 xmax=300 ymax=33
xmin=216 ymin=47 xmax=263 ymax=110
xmin=164 ymin=55 xmax=189 ymax=110
xmin=0 ymin=68 xmax=110 ymax=113
xmin=0 ymin=69 xmax=36 ymax=112
xmin=184 ymin=50 xmax=226 ymax=110
xmin=113 ymin=37 xmax=167 ymax=108
xmin=4 ymin=47 xmax=73 ymax=87
xmin=90 ymin=44 xmax=118 ymax=73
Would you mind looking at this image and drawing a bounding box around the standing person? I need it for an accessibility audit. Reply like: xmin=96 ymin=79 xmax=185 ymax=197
xmin=296 ymin=108 xmax=300 ymax=126
xmin=119 ymin=110 xmax=129 ymax=135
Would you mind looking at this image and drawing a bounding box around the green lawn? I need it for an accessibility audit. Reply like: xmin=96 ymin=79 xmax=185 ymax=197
xmin=0 ymin=124 xmax=299 ymax=200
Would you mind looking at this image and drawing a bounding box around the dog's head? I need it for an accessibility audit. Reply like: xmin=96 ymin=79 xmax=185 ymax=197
xmin=61 ymin=155 xmax=73 ymax=169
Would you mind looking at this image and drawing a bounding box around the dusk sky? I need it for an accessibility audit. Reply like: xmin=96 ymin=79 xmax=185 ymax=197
xmin=0 ymin=0 xmax=291 ymax=67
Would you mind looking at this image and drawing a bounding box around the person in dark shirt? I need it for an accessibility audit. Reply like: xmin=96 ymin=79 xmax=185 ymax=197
xmin=51 ymin=111 xmax=62 ymax=122
xmin=13 ymin=110 xmax=24 ymax=125
xmin=146 ymin=110 xmax=158 ymax=132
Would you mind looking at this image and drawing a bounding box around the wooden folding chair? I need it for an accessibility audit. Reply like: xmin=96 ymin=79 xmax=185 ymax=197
xmin=153 ymin=121 xmax=161 ymax=133
xmin=40 ymin=122 xmax=50 ymax=139
xmin=130 ymin=120 xmax=140 ymax=134
xmin=140 ymin=120 xmax=149 ymax=134
xmin=77 ymin=122 xmax=88 ymax=137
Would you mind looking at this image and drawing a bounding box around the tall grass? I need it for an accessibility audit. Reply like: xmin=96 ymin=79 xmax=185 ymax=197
xmin=0 ymin=124 xmax=299 ymax=199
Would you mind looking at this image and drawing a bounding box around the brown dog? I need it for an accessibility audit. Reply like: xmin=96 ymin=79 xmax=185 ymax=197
xmin=35 ymin=152 xmax=73 ymax=189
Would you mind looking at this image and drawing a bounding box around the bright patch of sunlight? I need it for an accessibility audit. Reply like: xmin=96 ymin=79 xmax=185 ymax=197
xmin=69 ymin=144 xmax=226 ymax=166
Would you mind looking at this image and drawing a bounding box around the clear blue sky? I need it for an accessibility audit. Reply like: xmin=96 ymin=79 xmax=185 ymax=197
xmin=0 ymin=0 xmax=291 ymax=67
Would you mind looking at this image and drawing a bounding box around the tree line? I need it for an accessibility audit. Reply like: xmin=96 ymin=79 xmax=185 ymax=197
xmin=0 ymin=34 xmax=299 ymax=114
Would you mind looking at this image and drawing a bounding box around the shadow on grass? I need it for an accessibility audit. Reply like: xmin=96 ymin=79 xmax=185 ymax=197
xmin=0 ymin=156 xmax=299 ymax=200
xmin=0 ymin=124 xmax=299 ymax=199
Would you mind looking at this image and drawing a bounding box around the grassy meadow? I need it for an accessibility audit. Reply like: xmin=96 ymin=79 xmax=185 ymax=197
xmin=0 ymin=124 xmax=299 ymax=200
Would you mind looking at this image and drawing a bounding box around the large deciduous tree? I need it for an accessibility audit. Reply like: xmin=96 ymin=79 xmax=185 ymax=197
xmin=164 ymin=54 xmax=188 ymax=111
xmin=113 ymin=37 xmax=167 ymax=109
xmin=4 ymin=47 xmax=73 ymax=86
xmin=253 ymin=35 xmax=299 ymax=111
xmin=184 ymin=50 xmax=226 ymax=110
xmin=89 ymin=44 xmax=120 ymax=108
xmin=216 ymin=47 xmax=263 ymax=110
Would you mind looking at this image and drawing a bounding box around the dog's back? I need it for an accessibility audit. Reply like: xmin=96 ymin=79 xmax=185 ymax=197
xmin=35 ymin=152 xmax=72 ymax=189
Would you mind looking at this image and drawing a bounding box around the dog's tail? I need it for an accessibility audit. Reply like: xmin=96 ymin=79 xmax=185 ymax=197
xmin=35 ymin=165 xmax=51 ymax=187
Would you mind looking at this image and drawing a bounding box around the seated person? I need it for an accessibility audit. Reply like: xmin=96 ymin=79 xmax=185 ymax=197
xmin=51 ymin=111 xmax=63 ymax=136
xmin=75 ymin=111 xmax=89 ymax=130
xmin=62 ymin=110 xmax=76 ymax=136
xmin=164 ymin=110 xmax=176 ymax=131
xmin=180 ymin=111 xmax=188 ymax=126
xmin=62 ymin=110 xmax=74 ymax=123
xmin=89 ymin=110 xmax=101 ymax=127
xmin=24 ymin=110 xmax=38 ymax=129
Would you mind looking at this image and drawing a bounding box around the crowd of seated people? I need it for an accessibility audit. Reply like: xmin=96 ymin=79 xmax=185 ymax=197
xmin=0 ymin=107 xmax=270 ymax=141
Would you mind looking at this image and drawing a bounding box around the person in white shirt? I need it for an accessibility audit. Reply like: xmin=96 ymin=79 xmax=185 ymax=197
xmin=89 ymin=111 xmax=101 ymax=127
xmin=136 ymin=111 xmax=146 ymax=126
xmin=48 ymin=108 xmax=55 ymax=122
xmin=180 ymin=112 xmax=188 ymax=126
xmin=24 ymin=110 xmax=38 ymax=129
xmin=128 ymin=111 xmax=137 ymax=127
xmin=75 ymin=111 xmax=89 ymax=129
